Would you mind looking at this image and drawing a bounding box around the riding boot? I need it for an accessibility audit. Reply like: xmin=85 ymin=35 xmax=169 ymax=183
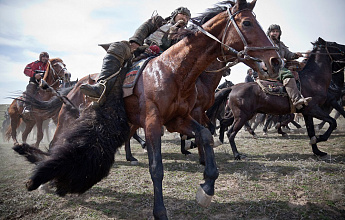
xmin=283 ymin=78 xmax=312 ymax=109
xmin=80 ymin=54 xmax=121 ymax=98
xmin=22 ymin=83 xmax=37 ymax=115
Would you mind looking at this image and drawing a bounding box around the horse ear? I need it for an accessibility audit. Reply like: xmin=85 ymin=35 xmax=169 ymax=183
xmin=248 ymin=0 xmax=257 ymax=10
xmin=318 ymin=37 xmax=326 ymax=45
xmin=236 ymin=0 xmax=249 ymax=10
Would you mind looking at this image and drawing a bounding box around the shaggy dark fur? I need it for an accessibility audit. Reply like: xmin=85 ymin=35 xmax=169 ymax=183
xmin=26 ymin=67 xmax=130 ymax=196
xmin=12 ymin=143 xmax=50 ymax=164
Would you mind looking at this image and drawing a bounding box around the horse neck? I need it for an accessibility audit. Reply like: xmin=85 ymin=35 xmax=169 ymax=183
xmin=43 ymin=68 xmax=60 ymax=89
xmin=302 ymin=49 xmax=333 ymax=86
xmin=198 ymin=62 xmax=227 ymax=91
xmin=160 ymin=23 xmax=233 ymax=90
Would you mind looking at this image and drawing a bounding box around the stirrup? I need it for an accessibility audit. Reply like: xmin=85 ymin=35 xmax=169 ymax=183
xmin=94 ymin=80 xmax=107 ymax=106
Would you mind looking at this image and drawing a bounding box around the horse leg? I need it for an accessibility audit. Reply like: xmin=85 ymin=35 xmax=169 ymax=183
xmin=262 ymin=115 xmax=272 ymax=135
xmin=244 ymin=121 xmax=258 ymax=139
xmin=218 ymin=116 xmax=234 ymax=143
xmin=125 ymin=126 xmax=140 ymax=164
xmin=34 ymin=120 xmax=44 ymax=148
xmin=143 ymin=116 xmax=167 ymax=219
xmin=132 ymin=130 xmax=146 ymax=149
xmin=310 ymin=108 xmax=337 ymax=144
xmin=175 ymin=116 xmax=218 ymax=208
xmin=226 ymin=116 xmax=248 ymax=160
xmin=22 ymin=121 xmax=35 ymax=144
xmin=180 ymin=134 xmax=192 ymax=155
xmin=9 ymin=116 xmax=21 ymax=144
xmin=276 ymin=115 xmax=288 ymax=137
xmin=303 ymin=115 xmax=327 ymax=157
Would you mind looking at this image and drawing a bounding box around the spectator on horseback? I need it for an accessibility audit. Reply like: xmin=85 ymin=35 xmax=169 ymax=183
xmin=22 ymin=52 xmax=49 ymax=115
xmin=80 ymin=7 xmax=191 ymax=101
xmin=267 ymin=24 xmax=312 ymax=109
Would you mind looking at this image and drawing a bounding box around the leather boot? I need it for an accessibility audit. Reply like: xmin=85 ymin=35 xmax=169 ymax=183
xmin=283 ymin=78 xmax=312 ymax=109
xmin=22 ymin=83 xmax=37 ymax=115
xmin=80 ymin=54 xmax=121 ymax=98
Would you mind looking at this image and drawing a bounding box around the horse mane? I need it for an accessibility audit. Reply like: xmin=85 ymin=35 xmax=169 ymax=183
xmin=43 ymin=58 xmax=63 ymax=80
xmin=174 ymin=1 xmax=233 ymax=40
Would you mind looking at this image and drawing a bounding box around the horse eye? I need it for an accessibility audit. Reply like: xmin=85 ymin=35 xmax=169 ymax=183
xmin=243 ymin=21 xmax=251 ymax=27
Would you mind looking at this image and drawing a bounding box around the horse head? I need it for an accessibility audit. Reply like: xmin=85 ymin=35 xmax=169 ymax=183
xmin=317 ymin=37 xmax=345 ymax=73
xmin=43 ymin=58 xmax=72 ymax=89
xmin=203 ymin=0 xmax=282 ymax=79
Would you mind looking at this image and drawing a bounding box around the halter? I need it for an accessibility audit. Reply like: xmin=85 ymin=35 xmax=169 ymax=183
xmin=190 ymin=6 xmax=278 ymax=69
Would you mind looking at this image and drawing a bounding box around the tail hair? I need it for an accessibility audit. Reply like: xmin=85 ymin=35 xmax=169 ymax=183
xmin=206 ymin=87 xmax=232 ymax=119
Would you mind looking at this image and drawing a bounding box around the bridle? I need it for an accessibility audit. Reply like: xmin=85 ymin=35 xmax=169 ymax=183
xmin=306 ymin=43 xmax=345 ymax=74
xmin=47 ymin=60 xmax=69 ymax=87
xmin=190 ymin=6 xmax=278 ymax=72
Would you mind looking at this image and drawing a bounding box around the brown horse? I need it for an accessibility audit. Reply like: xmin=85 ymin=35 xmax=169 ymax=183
xmin=6 ymin=58 xmax=71 ymax=147
xmin=210 ymin=38 xmax=345 ymax=160
xmin=20 ymin=1 xmax=282 ymax=219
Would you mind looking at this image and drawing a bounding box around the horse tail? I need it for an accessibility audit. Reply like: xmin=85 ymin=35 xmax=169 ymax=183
xmin=12 ymin=143 xmax=50 ymax=164
xmin=26 ymin=67 xmax=130 ymax=196
xmin=206 ymin=87 xmax=232 ymax=119
xmin=5 ymin=116 xmax=21 ymax=142
xmin=15 ymin=86 xmax=74 ymax=115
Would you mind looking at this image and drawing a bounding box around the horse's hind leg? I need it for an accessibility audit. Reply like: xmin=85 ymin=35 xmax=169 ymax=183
xmin=244 ymin=121 xmax=258 ymax=138
xmin=133 ymin=131 xmax=146 ymax=149
xmin=227 ymin=117 xmax=248 ymax=160
xmin=125 ymin=127 xmax=140 ymax=164
xmin=34 ymin=120 xmax=44 ymax=148
xmin=22 ymin=121 xmax=35 ymax=144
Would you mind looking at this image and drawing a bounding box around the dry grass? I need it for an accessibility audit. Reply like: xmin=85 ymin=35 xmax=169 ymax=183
xmin=0 ymin=105 xmax=344 ymax=219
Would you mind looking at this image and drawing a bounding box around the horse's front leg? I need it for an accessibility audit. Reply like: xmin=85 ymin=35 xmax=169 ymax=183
xmin=177 ymin=116 xmax=219 ymax=208
xmin=144 ymin=117 xmax=166 ymax=219
xmin=303 ymin=114 xmax=327 ymax=157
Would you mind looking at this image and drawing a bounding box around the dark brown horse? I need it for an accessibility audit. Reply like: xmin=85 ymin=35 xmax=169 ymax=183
xmin=6 ymin=58 xmax=71 ymax=147
xmin=209 ymin=38 xmax=345 ymax=160
xmin=19 ymin=1 xmax=282 ymax=219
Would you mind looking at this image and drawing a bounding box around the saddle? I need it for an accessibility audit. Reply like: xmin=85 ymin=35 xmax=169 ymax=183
xmin=122 ymin=57 xmax=155 ymax=97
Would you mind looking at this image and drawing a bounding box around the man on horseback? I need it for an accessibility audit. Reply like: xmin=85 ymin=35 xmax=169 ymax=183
xmin=80 ymin=7 xmax=191 ymax=101
xmin=22 ymin=52 xmax=49 ymax=115
xmin=267 ymin=24 xmax=312 ymax=109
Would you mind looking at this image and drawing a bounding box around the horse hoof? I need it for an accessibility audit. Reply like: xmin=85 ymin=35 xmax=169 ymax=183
xmin=253 ymin=134 xmax=258 ymax=139
xmin=196 ymin=185 xmax=213 ymax=208
xmin=130 ymin=160 xmax=139 ymax=166
xmin=309 ymin=136 xmax=317 ymax=145
xmin=282 ymin=133 xmax=288 ymax=137
xmin=213 ymin=139 xmax=223 ymax=148
xmin=263 ymin=132 xmax=267 ymax=136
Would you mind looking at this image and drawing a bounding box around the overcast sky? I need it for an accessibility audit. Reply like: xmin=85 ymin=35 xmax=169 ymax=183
xmin=0 ymin=0 xmax=344 ymax=104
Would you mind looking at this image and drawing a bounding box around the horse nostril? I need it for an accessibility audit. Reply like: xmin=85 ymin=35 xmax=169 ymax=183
xmin=270 ymin=57 xmax=282 ymax=68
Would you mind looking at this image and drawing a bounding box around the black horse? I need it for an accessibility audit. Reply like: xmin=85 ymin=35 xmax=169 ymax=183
xmin=208 ymin=38 xmax=345 ymax=160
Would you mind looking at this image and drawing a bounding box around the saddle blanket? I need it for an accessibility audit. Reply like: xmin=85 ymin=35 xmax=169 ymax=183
xmin=123 ymin=57 xmax=154 ymax=97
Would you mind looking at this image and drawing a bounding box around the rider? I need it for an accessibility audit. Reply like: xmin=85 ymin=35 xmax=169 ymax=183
xmin=80 ymin=7 xmax=191 ymax=100
xmin=245 ymin=68 xmax=258 ymax=83
xmin=267 ymin=24 xmax=312 ymax=109
xmin=22 ymin=52 xmax=49 ymax=115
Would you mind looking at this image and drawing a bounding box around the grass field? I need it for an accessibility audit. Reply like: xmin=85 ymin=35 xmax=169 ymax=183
xmin=0 ymin=104 xmax=344 ymax=219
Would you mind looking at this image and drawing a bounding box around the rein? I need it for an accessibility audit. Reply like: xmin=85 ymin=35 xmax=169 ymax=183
xmin=190 ymin=7 xmax=278 ymax=73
